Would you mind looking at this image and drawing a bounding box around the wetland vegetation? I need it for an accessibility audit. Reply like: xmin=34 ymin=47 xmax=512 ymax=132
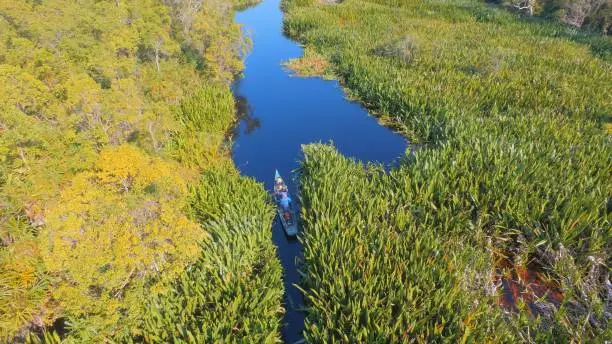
xmin=286 ymin=0 xmax=611 ymax=341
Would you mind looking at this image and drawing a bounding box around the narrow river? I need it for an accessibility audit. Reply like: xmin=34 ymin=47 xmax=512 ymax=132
xmin=231 ymin=0 xmax=407 ymax=341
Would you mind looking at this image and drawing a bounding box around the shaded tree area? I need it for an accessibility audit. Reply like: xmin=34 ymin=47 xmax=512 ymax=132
xmin=489 ymin=0 xmax=612 ymax=33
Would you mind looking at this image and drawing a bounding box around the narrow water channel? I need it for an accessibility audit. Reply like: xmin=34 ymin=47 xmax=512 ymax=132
xmin=231 ymin=0 xmax=408 ymax=342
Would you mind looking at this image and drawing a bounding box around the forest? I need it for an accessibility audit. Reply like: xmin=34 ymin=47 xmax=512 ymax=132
xmin=0 ymin=0 xmax=283 ymax=342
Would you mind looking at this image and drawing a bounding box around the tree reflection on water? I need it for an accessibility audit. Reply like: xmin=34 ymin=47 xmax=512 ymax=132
xmin=233 ymin=94 xmax=261 ymax=138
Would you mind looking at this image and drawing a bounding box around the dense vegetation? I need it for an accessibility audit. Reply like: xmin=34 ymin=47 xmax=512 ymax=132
xmin=0 ymin=0 xmax=283 ymax=342
xmin=140 ymin=167 xmax=283 ymax=343
xmin=300 ymin=145 xmax=516 ymax=342
xmin=286 ymin=0 xmax=611 ymax=341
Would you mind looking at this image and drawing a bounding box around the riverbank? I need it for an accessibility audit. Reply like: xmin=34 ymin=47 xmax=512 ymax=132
xmin=286 ymin=0 xmax=611 ymax=341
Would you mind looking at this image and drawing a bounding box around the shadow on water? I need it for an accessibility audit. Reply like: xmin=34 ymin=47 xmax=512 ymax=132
xmin=231 ymin=0 xmax=408 ymax=342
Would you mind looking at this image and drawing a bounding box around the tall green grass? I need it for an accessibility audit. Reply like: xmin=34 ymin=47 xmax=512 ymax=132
xmin=299 ymin=145 xmax=516 ymax=342
xmin=287 ymin=0 xmax=611 ymax=341
xmin=139 ymin=167 xmax=283 ymax=343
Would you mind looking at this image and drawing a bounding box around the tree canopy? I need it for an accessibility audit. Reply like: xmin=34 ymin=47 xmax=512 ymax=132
xmin=0 ymin=0 xmax=283 ymax=342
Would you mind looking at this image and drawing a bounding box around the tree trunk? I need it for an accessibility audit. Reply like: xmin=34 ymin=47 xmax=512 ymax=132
xmin=155 ymin=47 xmax=160 ymax=72
xmin=155 ymin=38 xmax=162 ymax=72
xmin=528 ymin=2 xmax=533 ymax=16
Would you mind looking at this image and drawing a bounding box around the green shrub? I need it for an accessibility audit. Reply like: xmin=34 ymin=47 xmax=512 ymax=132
xmin=171 ymin=85 xmax=236 ymax=168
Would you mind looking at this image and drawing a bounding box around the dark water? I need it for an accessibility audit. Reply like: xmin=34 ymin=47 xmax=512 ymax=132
xmin=231 ymin=0 xmax=407 ymax=342
xmin=496 ymin=258 xmax=563 ymax=315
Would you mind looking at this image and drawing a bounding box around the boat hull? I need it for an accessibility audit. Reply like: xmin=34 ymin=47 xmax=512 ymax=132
xmin=276 ymin=207 xmax=298 ymax=236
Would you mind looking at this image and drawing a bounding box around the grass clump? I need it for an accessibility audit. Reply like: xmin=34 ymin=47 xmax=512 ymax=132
xmin=373 ymin=36 xmax=417 ymax=65
xmin=234 ymin=0 xmax=264 ymax=10
xmin=287 ymin=0 xmax=611 ymax=341
xmin=171 ymin=85 xmax=237 ymax=168
xmin=284 ymin=48 xmax=334 ymax=78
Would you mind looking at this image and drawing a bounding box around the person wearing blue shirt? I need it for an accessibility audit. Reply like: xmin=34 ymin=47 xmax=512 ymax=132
xmin=280 ymin=194 xmax=291 ymax=210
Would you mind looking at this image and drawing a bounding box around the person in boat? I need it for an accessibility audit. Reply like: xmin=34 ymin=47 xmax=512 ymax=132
xmin=279 ymin=193 xmax=292 ymax=211
xmin=275 ymin=177 xmax=288 ymax=194
xmin=275 ymin=178 xmax=283 ymax=189
xmin=276 ymin=181 xmax=287 ymax=193
xmin=278 ymin=192 xmax=288 ymax=202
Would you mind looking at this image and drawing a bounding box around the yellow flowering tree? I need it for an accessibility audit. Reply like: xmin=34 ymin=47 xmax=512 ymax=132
xmin=39 ymin=145 xmax=205 ymax=340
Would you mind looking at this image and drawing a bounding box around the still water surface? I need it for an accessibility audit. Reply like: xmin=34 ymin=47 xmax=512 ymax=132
xmin=231 ymin=0 xmax=407 ymax=341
